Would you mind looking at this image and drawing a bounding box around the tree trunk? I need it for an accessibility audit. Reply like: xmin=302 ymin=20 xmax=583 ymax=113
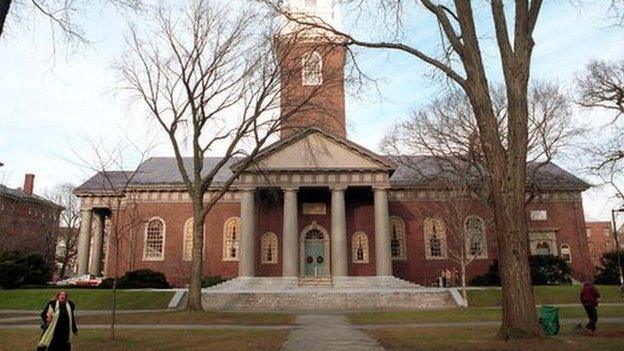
xmin=0 ymin=0 xmax=12 ymax=39
xmin=186 ymin=200 xmax=205 ymax=310
xmin=461 ymin=262 xmax=468 ymax=307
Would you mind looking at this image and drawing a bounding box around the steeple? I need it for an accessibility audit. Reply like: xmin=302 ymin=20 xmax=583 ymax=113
xmin=281 ymin=0 xmax=343 ymax=35
xmin=277 ymin=0 xmax=347 ymax=139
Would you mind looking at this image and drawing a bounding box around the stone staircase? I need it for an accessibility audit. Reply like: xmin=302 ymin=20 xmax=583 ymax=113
xmin=201 ymin=276 xmax=459 ymax=310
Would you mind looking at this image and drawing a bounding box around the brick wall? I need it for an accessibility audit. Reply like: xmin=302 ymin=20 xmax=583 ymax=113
xmin=104 ymin=189 xmax=591 ymax=287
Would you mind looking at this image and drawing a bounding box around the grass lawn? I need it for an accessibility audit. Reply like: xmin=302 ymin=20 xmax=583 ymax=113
xmin=0 ymin=328 xmax=287 ymax=351
xmin=467 ymin=285 xmax=624 ymax=307
xmin=1 ymin=310 xmax=295 ymax=326
xmin=349 ymin=305 xmax=624 ymax=324
xmin=0 ymin=289 xmax=174 ymax=310
xmin=366 ymin=324 xmax=624 ymax=351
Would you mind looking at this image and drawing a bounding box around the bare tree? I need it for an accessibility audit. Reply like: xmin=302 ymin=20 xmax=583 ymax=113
xmin=425 ymin=180 xmax=491 ymax=306
xmin=118 ymin=0 xmax=332 ymax=310
xmin=266 ymin=0 xmax=549 ymax=338
xmin=46 ymin=183 xmax=81 ymax=279
xmin=577 ymin=58 xmax=624 ymax=206
xmin=73 ymin=139 xmax=150 ymax=340
xmin=0 ymin=0 xmax=141 ymax=44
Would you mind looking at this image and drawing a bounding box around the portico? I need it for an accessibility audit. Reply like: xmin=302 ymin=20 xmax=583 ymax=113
xmin=231 ymin=127 xmax=396 ymax=280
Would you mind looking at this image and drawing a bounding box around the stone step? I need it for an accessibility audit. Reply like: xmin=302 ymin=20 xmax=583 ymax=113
xmin=202 ymin=290 xmax=457 ymax=310
xmin=298 ymin=276 xmax=333 ymax=287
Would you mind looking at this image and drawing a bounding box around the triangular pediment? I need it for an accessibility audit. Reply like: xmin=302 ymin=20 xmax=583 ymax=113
xmin=235 ymin=128 xmax=395 ymax=172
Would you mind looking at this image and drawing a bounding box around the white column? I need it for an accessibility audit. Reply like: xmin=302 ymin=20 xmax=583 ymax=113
xmin=282 ymin=187 xmax=299 ymax=277
xmin=239 ymin=189 xmax=256 ymax=277
xmin=76 ymin=209 xmax=93 ymax=276
xmin=374 ymin=187 xmax=392 ymax=277
xmin=331 ymin=185 xmax=348 ymax=276
xmin=89 ymin=212 xmax=105 ymax=276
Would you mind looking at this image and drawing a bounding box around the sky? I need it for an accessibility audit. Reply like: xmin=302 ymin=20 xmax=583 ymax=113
xmin=0 ymin=1 xmax=623 ymax=221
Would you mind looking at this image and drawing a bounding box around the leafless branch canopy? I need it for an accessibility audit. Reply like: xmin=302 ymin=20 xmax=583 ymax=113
xmin=382 ymin=81 xmax=582 ymax=202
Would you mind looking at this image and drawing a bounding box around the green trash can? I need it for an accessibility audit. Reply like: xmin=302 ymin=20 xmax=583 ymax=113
xmin=538 ymin=305 xmax=560 ymax=335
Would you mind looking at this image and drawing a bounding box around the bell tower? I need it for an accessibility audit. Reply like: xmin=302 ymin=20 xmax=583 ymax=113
xmin=277 ymin=0 xmax=346 ymax=139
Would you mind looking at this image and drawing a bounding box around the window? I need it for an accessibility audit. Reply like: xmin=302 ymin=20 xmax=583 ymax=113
xmin=561 ymin=243 xmax=572 ymax=263
xmin=529 ymin=231 xmax=557 ymax=256
xmin=390 ymin=216 xmax=407 ymax=260
xmin=604 ymin=228 xmax=611 ymax=237
xmin=424 ymin=217 xmax=446 ymax=259
xmin=530 ymin=210 xmax=548 ymax=221
xmin=261 ymin=232 xmax=278 ymax=264
xmin=182 ymin=218 xmax=194 ymax=261
xmin=352 ymin=232 xmax=369 ymax=264
xmin=302 ymin=51 xmax=322 ymax=86
xmin=465 ymin=216 xmax=487 ymax=258
xmin=535 ymin=241 xmax=551 ymax=255
xmin=144 ymin=218 xmax=165 ymax=261
xmin=223 ymin=217 xmax=241 ymax=261
xmin=429 ymin=234 xmax=442 ymax=257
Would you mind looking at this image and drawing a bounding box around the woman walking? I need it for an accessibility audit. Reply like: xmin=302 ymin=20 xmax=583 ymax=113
xmin=37 ymin=291 xmax=78 ymax=351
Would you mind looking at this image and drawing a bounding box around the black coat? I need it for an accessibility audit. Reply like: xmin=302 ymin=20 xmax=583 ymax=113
xmin=40 ymin=300 xmax=78 ymax=334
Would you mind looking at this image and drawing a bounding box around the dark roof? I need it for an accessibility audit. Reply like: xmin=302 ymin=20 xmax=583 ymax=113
xmin=75 ymin=154 xmax=590 ymax=193
xmin=0 ymin=184 xmax=63 ymax=209
xmin=387 ymin=155 xmax=590 ymax=190
xmin=74 ymin=158 xmax=240 ymax=194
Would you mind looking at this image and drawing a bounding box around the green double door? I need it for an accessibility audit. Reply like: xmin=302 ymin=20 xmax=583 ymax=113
xmin=304 ymin=240 xmax=326 ymax=276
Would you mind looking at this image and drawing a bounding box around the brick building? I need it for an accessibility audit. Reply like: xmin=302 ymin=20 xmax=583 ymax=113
xmin=585 ymin=221 xmax=623 ymax=268
xmin=0 ymin=174 xmax=63 ymax=264
xmin=74 ymin=0 xmax=593 ymax=287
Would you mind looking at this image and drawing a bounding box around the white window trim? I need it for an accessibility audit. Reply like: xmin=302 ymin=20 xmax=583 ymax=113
xmin=143 ymin=216 xmax=166 ymax=261
xmin=302 ymin=51 xmax=323 ymax=86
xmin=261 ymin=232 xmax=279 ymax=265
xmin=390 ymin=216 xmax=408 ymax=261
xmin=351 ymin=231 xmax=370 ymax=264
xmin=222 ymin=217 xmax=241 ymax=262
xmin=424 ymin=217 xmax=448 ymax=260
xmin=182 ymin=218 xmax=194 ymax=261
xmin=561 ymin=243 xmax=572 ymax=263
xmin=464 ymin=215 xmax=488 ymax=259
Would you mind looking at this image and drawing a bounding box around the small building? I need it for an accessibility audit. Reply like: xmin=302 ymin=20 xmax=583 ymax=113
xmin=585 ymin=221 xmax=623 ymax=268
xmin=0 ymin=174 xmax=63 ymax=265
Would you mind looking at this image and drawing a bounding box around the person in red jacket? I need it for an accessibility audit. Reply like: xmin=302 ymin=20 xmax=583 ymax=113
xmin=580 ymin=281 xmax=600 ymax=332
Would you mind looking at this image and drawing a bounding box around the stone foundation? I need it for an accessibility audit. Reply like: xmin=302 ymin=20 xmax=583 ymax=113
xmin=201 ymin=277 xmax=458 ymax=310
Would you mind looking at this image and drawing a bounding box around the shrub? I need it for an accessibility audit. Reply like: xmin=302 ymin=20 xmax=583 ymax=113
xmin=595 ymin=251 xmax=624 ymax=285
xmin=0 ymin=251 xmax=52 ymax=289
xmin=530 ymin=255 xmax=572 ymax=285
xmin=201 ymin=276 xmax=227 ymax=288
xmin=470 ymin=260 xmax=501 ymax=286
xmin=99 ymin=269 xmax=170 ymax=289
xmin=470 ymin=255 xmax=572 ymax=286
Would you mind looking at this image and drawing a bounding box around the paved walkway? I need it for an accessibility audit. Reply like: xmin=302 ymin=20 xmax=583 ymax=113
xmin=280 ymin=315 xmax=385 ymax=351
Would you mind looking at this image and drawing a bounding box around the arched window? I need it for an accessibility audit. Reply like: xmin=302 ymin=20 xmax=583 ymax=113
xmin=144 ymin=217 xmax=165 ymax=261
xmin=302 ymin=51 xmax=322 ymax=86
xmin=535 ymin=241 xmax=551 ymax=255
xmin=560 ymin=243 xmax=572 ymax=263
xmin=465 ymin=216 xmax=487 ymax=258
xmin=390 ymin=216 xmax=407 ymax=260
xmin=223 ymin=217 xmax=240 ymax=261
xmin=261 ymin=232 xmax=278 ymax=264
xmin=352 ymin=232 xmax=369 ymax=264
xmin=424 ymin=217 xmax=447 ymax=259
xmin=182 ymin=218 xmax=194 ymax=261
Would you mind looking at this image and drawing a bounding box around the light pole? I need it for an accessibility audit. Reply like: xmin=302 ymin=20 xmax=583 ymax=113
xmin=611 ymin=208 xmax=624 ymax=298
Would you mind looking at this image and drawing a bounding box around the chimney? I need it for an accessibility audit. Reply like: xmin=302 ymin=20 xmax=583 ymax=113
xmin=24 ymin=174 xmax=35 ymax=195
